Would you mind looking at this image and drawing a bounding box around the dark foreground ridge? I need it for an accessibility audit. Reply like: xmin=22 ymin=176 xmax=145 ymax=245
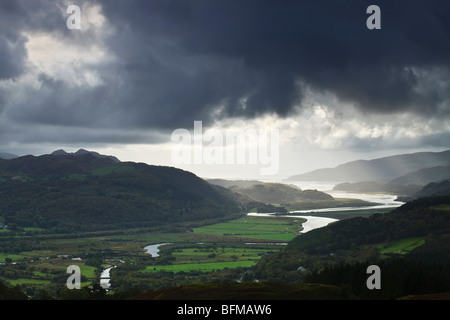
xmin=127 ymin=282 xmax=357 ymax=300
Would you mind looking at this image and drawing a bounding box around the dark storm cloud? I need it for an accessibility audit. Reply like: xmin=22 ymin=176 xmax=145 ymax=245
xmin=1 ymin=0 xmax=450 ymax=141
xmin=0 ymin=1 xmax=29 ymax=79
xmin=94 ymin=0 xmax=450 ymax=125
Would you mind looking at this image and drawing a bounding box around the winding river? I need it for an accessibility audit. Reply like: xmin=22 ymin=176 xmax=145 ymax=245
xmin=248 ymin=180 xmax=404 ymax=233
xmin=144 ymin=243 xmax=172 ymax=257
xmin=100 ymin=267 xmax=114 ymax=290
xmin=100 ymin=181 xmax=404 ymax=289
xmin=100 ymin=243 xmax=172 ymax=289
xmin=247 ymin=212 xmax=339 ymax=233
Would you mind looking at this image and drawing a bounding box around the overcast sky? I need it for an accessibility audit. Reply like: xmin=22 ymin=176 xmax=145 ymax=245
xmin=1 ymin=0 xmax=449 ymax=179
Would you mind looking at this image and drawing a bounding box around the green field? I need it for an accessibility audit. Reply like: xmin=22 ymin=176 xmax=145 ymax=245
xmin=0 ymin=253 xmax=25 ymax=262
xmin=5 ymin=278 xmax=52 ymax=286
xmin=143 ymin=245 xmax=278 ymax=273
xmin=378 ymin=237 xmax=426 ymax=255
xmin=172 ymin=247 xmax=271 ymax=261
xmin=193 ymin=216 xmax=305 ymax=241
xmin=143 ymin=260 xmax=257 ymax=273
xmin=0 ymin=214 xmax=306 ymax=295
xmin=433 ymin=204 xmax=450 ymax=212
xmin=139 ymin=216 xmax=304 ymax=274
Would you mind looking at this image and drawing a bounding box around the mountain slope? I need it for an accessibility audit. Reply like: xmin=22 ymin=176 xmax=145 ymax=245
xmin=333 ymin=165 xmax=450 ymax=197
xmin=387 ymin=165 xmax=450 ymax=186
xmin=0 ymin=152 xmax=19 ymax=160
xmin=0 ymin=154 xmax=243 ymax=232
xmin=254 ymin=196 xmax=450 ymax=290
xmin=286 ymin=150 xmax=450 ymax=183
xmin=206 ymin=179 xmax=264 ymax=189
xmin=410 ymin=179 xmax=450 ymax=199
xmin=220 ymin=182 xmax=333 ymax=203
xmin=207 ymin=179 xmax=376 ymax=211
xmin=287 ymin=196 xmax=450 ymax=254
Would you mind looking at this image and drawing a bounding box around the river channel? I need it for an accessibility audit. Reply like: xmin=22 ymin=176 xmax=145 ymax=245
xmin=100 ymin=181 xmax=404 ymax=289
xmin=144 ymin=243 xmax=172 ymax=257
xmin=100 ymin=243 xmax=173 ymax=289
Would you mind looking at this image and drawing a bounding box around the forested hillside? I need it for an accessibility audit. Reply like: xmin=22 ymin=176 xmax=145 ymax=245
xmin=231 ymin=183 xmax=333 ymax=203
xmin=253 ymin=196 xmax=450 ymax=298
xmin=287 ymin=196 xmax=450 ymax=255
xmin=410 ymin=179 xmax=450 ymax=200
xmin=0 ymin=154 xmax=244 ymax=232
xmin=208 ymin=179 xmax=375 ymax=212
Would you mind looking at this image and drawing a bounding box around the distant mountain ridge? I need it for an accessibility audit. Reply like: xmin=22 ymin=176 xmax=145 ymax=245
xmin=287 ymin=150 xmax=450 ymax=183
xmin=0 ymin=152 xmax=19 ymax=160
xmin=332 ymin=164 xmax=450 ymax=197
xmin=51 ymin=149 xmax=120 ymax=163
xmin=0 ymin=149 xmax=120 ymax=162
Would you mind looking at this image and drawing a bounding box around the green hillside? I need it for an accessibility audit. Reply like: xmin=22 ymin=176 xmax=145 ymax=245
xmin=233 ymin=183 xmax=333 ymax=203
xmin=208 ymin=179 xmax=333 ymax=203
xmin=253 ymin=196 xmax=450 ymax=299
xmin=0 ymin=154 xmax=244 ymax=232
xmin=209 ymin=180 xmax=375 ymax=212
xmin=289 ymin=196 xmax=450 ymax=254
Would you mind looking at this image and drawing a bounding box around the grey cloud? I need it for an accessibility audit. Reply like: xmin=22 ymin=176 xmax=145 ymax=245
xmin=0 ymin=35 xmax=27 ymax=80
xmin=96 ymin=0 xmax=450 ymax=122
xmin=0 ymin=1 xmax=29 ymax=80
xmin=1 ymin=0 xmax=450 ymax=147
xmin=420 ymin=132 xmax=450 ymax=148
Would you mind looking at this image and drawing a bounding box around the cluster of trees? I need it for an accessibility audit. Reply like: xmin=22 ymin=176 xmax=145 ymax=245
xmin=0 ymin=279 xmax=28 ymax=300
xmin=110 ymin=263 xmax=250 ymax=293
xmin=305 ymin=258 xmax=450 ymax=299
xmin=0 ymin=278 xmax=112 ymax=300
